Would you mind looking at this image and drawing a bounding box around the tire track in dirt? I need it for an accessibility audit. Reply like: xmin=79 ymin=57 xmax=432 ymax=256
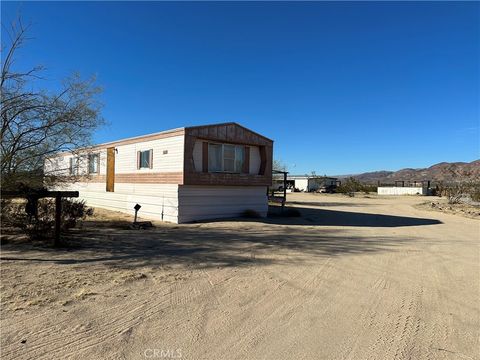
xmin=3 ymin=273 xmax=204 ymax=359
xmin=193 ymin=257 xmax=336 ymax=359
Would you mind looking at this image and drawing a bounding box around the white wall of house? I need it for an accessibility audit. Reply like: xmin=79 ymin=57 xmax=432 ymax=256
xmin=377 ymin=187 xmax=426 ymax=196
xmin=177 ymin=185 xmax=268 ymax=223
xmin=114 ymin=135 xmax=184 ymax=174
xmin=53 ymin=182 xmax=180 ymax=223
xmin=45 ymin=135 xmax=185 ymax=176
xmin=294 ymin=179 xmax=309 ymax=192
xmin=46 ymin=135 xmax=185 ymax=223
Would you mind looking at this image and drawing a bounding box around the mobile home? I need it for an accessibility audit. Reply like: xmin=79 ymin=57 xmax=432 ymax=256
xmin=279 ymin=175 xmax=338 ymax=192
xmin=45 ymin=123 xmax=273 ymax=223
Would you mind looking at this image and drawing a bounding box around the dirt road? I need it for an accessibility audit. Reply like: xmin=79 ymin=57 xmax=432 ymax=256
xmin=1 ymin=194 xmax=479 ymax=359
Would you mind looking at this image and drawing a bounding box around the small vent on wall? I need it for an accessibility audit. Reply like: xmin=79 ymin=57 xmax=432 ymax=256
xmin=163 ymin=150 xmax=168 ymax=155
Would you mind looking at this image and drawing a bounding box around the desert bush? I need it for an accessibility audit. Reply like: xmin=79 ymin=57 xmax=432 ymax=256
xmin=470 ymin=185 xmax=480 ymax=202
xmin=1 ymin=198 xmax=93 ymax=240
xmin=336 ymin=178 xmax=376 ymax=195
xmin=362 ymin=184 xmax=378 ymax=194
xmin=440 ymin=181 xmax=480 ymax=204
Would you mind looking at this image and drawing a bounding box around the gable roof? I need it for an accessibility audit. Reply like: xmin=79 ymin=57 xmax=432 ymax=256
xmin=186 ymin=122 xmax=273 ymax=142
xmin=52 ymin=122 xmax=272 ymax=156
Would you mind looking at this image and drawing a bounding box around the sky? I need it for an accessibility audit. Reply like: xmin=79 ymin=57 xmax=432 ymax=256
xmin=2 ymin=1 xmax=479 ymax=175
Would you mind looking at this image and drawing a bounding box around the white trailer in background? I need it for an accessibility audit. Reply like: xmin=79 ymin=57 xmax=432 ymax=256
xmin=377 ymin=187 xmax=427 ymax=195
xmin=283 ymin=175 xmax=338 ymax=192
xmin=377 ymin=180 xmax=430 ymax=195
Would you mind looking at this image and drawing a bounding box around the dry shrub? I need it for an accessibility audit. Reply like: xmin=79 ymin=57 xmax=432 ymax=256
xmin=1 ymin=198 xmax=93 ymax=240
xmin=439 ymin=181 xmax=480 ymax=205
xmin=336 ymin=177 xmax=376 ymax=196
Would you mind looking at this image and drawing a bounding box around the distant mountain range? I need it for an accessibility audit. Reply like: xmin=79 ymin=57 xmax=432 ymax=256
xmin=337 ymin=160 xmax=480 ymax=184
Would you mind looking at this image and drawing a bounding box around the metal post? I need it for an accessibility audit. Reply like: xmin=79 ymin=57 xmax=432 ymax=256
xmin=283 ymin=171 xmax=287 ymax=210
xmin=54 ymin=194 xmax=61 ymax=247
xmin=133 ymin=203 xmax=141 ymax=224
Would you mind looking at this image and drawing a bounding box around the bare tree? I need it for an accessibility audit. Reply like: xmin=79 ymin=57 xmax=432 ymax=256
xmin=273 ymin=159 xmax=288 ymax=172
xmin=1 ymin=19 xmax=104 ymax=190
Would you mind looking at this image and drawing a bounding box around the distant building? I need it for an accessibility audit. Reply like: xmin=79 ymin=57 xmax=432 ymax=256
xmin=272 ymin=175 xmax=338 ymax=192
xmin=377 ymin=180 xmax=430 ymax=196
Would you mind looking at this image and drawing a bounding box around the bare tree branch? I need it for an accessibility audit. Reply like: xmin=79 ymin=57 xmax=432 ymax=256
xmin=1 ymin=17 xmax=104 ymax=190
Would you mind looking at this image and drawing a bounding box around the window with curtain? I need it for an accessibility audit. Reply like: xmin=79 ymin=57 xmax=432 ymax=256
xmin=88 ymin=153 xmax=99 ymax=174
xmin=208 ymin=144 xmax=222 ymax=172
xmin=208 ymin=143 xmax=245 ymax=173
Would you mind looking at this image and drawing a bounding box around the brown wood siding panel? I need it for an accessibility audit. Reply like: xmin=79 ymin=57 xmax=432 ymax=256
xmin=183 ymin=123 xmax=273 ymax=186
xmin=183 ymin=172 xmax=270 ymax=186
xmin=80 ymin=172 xmax=184 ymax=184
xmin=106 ymin=147 xmax=115 ymax=192
xmin=185 ymin=124 xmax=273 ymax=147
xmin=259 ymin=146 xmax=267 ymax=175
xmin=243 ymin=146 xmax=250 ymax=174
xmin=202 ymin=142 xmax=208 ymax=172
xmin=186 ymin=122 xmax=272 ymax=142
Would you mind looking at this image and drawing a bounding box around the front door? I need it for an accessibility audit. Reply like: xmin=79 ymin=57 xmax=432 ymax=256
xmin=106 ymin=147 xmax=115 ymax=192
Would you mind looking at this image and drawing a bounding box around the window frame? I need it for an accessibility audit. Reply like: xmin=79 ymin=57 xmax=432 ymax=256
xmin=137 ymin=149 xmax=153 ymax=169
xmin=207 ymin=143 xmax=245 ymax=173
xmin=69 ymin=156 xmax=79 ymax=176
xmin=88 ymin=153 xmax=100 ymax=174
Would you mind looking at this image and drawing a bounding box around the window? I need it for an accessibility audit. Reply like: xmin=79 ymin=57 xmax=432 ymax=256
xmin=69 ymin=157 xmax=79 ymax=175
xmin=208 ymin=144 xmax=222 ymax=172
xmin=208 ymin=143 xmax=245 ymax=173
xmin=137 ymin=149 xmax=152 ymax=169
xmin=88 ymin=153 xmax=99 ymax=174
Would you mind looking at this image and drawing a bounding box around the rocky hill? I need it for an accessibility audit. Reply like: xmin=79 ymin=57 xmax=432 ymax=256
xmin=343 ymin=160 xmax=480 ymax=184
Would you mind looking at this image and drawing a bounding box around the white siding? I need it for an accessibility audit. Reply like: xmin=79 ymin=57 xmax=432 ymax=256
xmin=294 ymin=179 xmax=309 ymax=192
xmin=114 ymin=135 xmax=184 ymax=174
xmin=377 ymin=187 xmax=426 ymax=196
xmin=46 ymin=135 xmax=185 ymax=177
xmin=44 ymin=155 xmax=70 ymax=176
xmin=192 ymin=139 xmax=261 ymax=175
xmin=45 ymin=153 xmax=99 ymax=177
xmin=53 ymin=182 xmax=180 ymax=223
xmin=178 ymin=185 xmax=268 ymax=223
xmin=46 ymin=135 xmax=184 ymax=223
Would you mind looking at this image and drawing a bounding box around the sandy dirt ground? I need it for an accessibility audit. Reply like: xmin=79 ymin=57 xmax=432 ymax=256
xmin=1 ymin=193 xmax=479 ymax=360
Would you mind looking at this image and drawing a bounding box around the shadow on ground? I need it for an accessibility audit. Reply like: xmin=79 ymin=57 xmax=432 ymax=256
xmin=264 ymin=206 xmax=443 ymax=227
xmin=0 ymin=206 xmax=442 ymax=270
